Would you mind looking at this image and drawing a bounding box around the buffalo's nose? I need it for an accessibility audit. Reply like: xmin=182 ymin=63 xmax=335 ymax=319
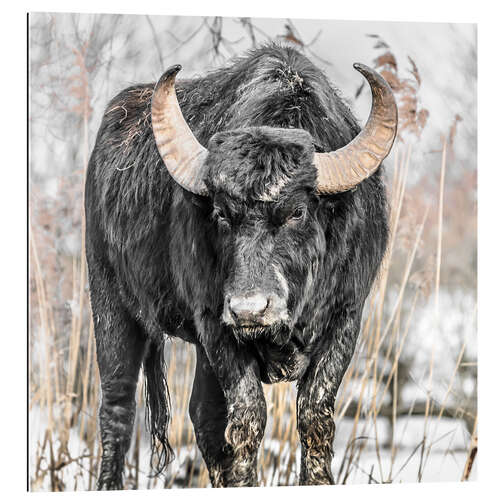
xmin=229 ymin=293 xmax=269 ymax=325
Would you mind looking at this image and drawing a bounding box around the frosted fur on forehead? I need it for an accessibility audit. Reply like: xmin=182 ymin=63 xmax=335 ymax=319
xmin=257 ymin=173 xmax=292 ymax=202
xmin=205 ymin=126 xmax=317 ymax=201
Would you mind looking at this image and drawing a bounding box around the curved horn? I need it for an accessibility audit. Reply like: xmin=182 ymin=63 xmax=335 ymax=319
xmin=314 ymin=63 xmax=398 ymax=194
xmin=151 ymin=65 xmax=209 ymax=196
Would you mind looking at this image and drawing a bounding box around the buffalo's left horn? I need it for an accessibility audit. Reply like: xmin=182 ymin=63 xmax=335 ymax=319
xmin=314 ymin=63 xmax=398 ymax=194
xmin=151 ymin=65 xmax=209 ymax=196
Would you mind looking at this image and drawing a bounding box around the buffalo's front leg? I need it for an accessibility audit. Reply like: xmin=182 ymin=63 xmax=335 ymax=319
xmin=296 ymin=314 xmax=361 ymax=485
xmin=195 ymin=324 xmax=266 ymax=487
xmin=222 ymin=364 xmax=266 ymax=487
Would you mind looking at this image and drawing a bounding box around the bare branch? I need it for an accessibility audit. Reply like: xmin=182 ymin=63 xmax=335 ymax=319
xmin=146 ymin=15 xmax=164 ymax=69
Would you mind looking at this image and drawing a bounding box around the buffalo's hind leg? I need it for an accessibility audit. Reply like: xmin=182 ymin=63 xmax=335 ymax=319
xmin=189 ymin=345 xmax=230 ymax=487
xmin=89 ymin=270 xmax=146 ymax=490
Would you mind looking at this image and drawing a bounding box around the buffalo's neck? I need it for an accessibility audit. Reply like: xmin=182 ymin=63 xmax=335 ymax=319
xmin=250 ymin=323 xmax=321 ymax=384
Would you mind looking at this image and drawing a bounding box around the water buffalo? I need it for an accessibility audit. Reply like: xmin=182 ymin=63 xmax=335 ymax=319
xmin=85 ymin=42 xmax=397 ymax=489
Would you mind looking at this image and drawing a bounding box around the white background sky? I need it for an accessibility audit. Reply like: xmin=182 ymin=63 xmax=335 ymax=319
xmin=29 ymin=12 xmax=476 ymax=188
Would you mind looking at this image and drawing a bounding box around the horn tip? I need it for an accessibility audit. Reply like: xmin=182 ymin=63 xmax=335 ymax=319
xmin=353 ymin=62 xmax=369 ymax=74
xmin=158 ymin=64 xmax=183 ymax=85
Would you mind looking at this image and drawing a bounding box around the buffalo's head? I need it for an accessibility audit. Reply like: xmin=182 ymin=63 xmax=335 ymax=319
xmin=206 ymin=126 xmax=320 ymax=343
xmin=150 ymin=64 xmax=397 ymax=343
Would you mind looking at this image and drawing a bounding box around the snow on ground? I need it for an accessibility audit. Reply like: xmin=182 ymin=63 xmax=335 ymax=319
xmin=29 ymin=404 xmax=475 ymax=490
xmin=331 ymin=416 xmax=475 ymax=484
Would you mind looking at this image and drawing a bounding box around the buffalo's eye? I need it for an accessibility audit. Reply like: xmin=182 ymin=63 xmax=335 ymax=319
xmin=286 ymin=206 xmax=306 ymax=224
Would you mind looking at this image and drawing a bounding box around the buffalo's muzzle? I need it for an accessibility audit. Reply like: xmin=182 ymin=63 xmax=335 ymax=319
xmin=229 ymin=293 xmax=269 ymax=326
xmin=223 ymin=291 xmax=288 ymax=330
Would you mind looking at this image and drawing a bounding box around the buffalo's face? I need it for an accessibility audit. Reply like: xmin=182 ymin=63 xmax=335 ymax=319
xmin=204 ymin=127 xmax=326 ymax=343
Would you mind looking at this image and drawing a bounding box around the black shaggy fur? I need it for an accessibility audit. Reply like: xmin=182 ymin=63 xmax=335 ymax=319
xmin=85 ymin=43 xmax=389 ymax=489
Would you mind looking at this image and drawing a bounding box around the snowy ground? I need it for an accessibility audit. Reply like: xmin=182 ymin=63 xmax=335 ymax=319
xmin=29 ymin=404 xmax=475 ymax=491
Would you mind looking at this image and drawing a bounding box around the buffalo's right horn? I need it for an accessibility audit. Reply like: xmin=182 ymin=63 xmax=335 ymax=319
xmin=151 ymin=65 xmax=209 ymax=196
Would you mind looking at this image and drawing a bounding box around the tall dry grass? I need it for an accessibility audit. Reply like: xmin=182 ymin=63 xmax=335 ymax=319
xmin=28 ymin=140 xmax=477 ymax=491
